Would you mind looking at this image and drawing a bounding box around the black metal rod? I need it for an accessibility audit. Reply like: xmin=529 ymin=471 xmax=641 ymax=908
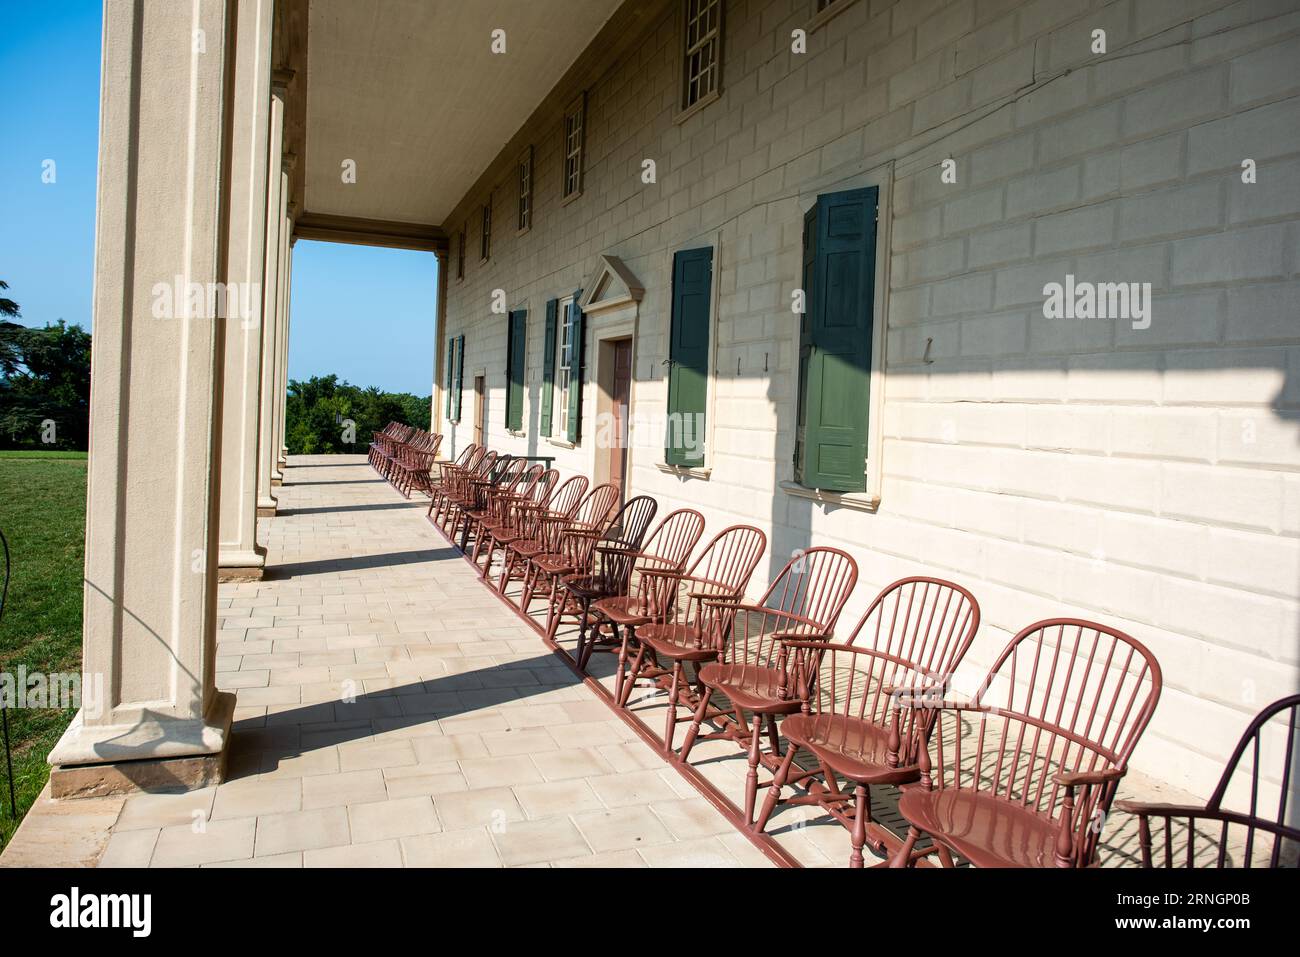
xmin=1 ymin=706 xmax=14 ymax=818
xmin=0 ymin=529 xmax=14 ymax=817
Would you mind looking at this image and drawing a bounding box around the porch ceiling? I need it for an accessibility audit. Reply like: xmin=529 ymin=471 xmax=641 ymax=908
xmin=304 ymin=0 xmax=624 ymax=229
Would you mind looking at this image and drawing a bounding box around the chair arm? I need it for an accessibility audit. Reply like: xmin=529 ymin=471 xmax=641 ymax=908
xmin=595 ymin=543 xmax=637 ymax=556
xmin=1055 ymin=767 xmax=1125 ymax=789
xmin=638 ymin=569 xmax=686 ymax=584
xmin=1112 ymin=799 xmax=1207 ymax=818
xmin=771 ymin=629 xmax=832 ymax=643
xmin=696 ymin=594 xmax=742 ymax=606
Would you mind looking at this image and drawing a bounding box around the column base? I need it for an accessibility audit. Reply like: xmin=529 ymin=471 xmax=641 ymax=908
xmin=47 ymin=691 xmax=236 ymax=799
xmin=257 ymin=494 xmax=278 ymax=518
xmin=218 ymin=546 xmax=267 ymax=582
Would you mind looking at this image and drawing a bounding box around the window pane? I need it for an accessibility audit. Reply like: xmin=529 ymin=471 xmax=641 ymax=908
xmin=682 ymin=0 xmax=720 ymax=110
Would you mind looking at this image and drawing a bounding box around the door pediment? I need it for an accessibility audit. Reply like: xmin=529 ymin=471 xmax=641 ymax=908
xmin=579 ymin=255 xmax=645 ymax=316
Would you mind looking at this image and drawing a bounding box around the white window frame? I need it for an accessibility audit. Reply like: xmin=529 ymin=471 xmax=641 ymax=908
xmin=676 ymin=0 xmax=723 ymax=122
xmin=809 ymin=0 xmax=858 ymax=32
xmin=779 ymin=160 xmax=893 ymax=512
xmin=553 ymin=295 xmax=574 ymax=439
xmin=561 ymin=94 xmax=586 ymax=204
xmin=517 ymin=146 xmax=533 ymax=234
xmin=655 ymin=235 xmax=722 ymax=480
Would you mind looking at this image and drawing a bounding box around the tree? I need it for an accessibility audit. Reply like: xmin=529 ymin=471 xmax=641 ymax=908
xmin=0 ymin=317 xmax=92 ymax=450
xmin=0 ymin=279 xmax=19 ymax=319
xmin=283 ymin=374 xmax=430 ymax=455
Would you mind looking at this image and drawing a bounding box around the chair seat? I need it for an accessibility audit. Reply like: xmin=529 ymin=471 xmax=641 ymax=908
xmin=698 ymin=663 xmax=800 ymax=714
xmin=561 ymin=575 xmax=616 ymax=602
xmin=638 ymin=623 xmax=717 ymax=662
xmin=895 ymin=787 xmax=1062 ymax=868
xmin=591 ymin=595 xmax=655 ymax=626
xmin=509 ymin=540 xmax=545 ymax=558
xmin=534 ymin=555 xmax=578 ymax=576
xmin=781 ymin=714 xmax=919 ymax=786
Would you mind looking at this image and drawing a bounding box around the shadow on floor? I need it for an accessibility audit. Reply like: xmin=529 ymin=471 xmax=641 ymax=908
xmin=284 ymin=478 xmax=388 ymax=486
xmin=263 ymin=548 xmax=462 ymax=579
xmin=277 ymin=501 xmax=430 ymax=517
xmin=229 ymin=652 xmax=576 ymax=773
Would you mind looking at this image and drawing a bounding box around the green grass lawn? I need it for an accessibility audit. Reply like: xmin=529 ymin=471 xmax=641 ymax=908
xmin=0 ymin=451 xmax=87 ymax=850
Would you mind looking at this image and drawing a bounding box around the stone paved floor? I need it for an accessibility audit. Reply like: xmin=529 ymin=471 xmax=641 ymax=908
xmin=1 ymin=453 xmax=1220 ymax=869
xmin=2 ymin=455 xmax=770 ymax=868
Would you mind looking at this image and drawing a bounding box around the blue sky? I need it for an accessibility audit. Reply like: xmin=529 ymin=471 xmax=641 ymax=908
xmin=0 ymin=1 xmax=438 ymax=397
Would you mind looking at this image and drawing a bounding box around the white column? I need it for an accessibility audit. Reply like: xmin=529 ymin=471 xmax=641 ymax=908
xmin=256 ymin=92 xmax=285 ymax=514
xmin=432 ymin=248 xmax=448 ymax=430
xmin=217 ymin=0 xmax=274 ymax=581
xmin=49 ymin=0 xmax=236 ymax=791
xmin=270 ymin=186 xmax=289 ymax=485
xmin=278 ymin=225 xmax=293 ymax=468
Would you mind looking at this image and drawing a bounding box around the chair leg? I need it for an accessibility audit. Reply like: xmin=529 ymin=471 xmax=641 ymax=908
xmin=574 ymin=599 xmax=591 ymax=667
xmin=850 ymin=785 xmax=868 ymax=868
xmin=765 ymin=714 xmax=780 ymax=755
xmin=744 ymin=716 xmax=763 ymax=825
xmin=890 ymin=825 xmax=923 ymax=868
xmin=520 ymin=565 xmax=537 ymax=614
xmin=497 ymin=551 xmax=515 ymax=593
xmin=619 ymin=642 xmax=647 ymax=708
xmin=678 ymin=687 xmax=713 ymax=761
xmin=663 ymin=662 xmax=683 ymax=751
xmin=755 ymin=746 xmax=798 ymax=833
xmin=612 ymin=624 xmax=628 ymax=700
xmin=543 ymin=580 xmax=562 ymax=639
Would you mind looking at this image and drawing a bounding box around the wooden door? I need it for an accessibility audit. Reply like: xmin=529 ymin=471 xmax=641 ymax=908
xmin=610 ymin=340 xmax=633 ymax=498
xmin=473 ymin=375 xmax=485 ymax=447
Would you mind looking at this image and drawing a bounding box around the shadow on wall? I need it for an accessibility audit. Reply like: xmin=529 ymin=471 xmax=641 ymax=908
xmin=754 ymin=291 xmax=1299 ymax=808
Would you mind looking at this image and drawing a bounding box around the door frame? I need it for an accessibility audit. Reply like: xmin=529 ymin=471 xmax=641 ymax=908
xmin=590 ymin=329 xmax=635 ymax=492
xmin=602 ymin=337 xmax=633 ymax=499
xmin=472 ymin=372 xmax=486 ymax=447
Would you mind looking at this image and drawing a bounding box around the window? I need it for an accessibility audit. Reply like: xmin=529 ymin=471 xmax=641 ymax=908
xmin=456 ymin=227 xmax=465 ymax=280
xmin=810 ymin=0 xmax=856 ymax=29
xmin=517 ymin=147 xmax=533 ymax=232
xmin=541 ymin=294 xmax=585 ymax=443
xmin=795 ymin=186 xmax=878 ymax=492
xmin=480 ymin=202 xmax=491 ymax=262
xmin=505 ymin=309 xmax=526 ymax=432
xmin=555 ymin=297 xmax=573 ymax=435
xmin=445 ymin=334 xmax=464 ymax=423
xmin=681 ymin=0 xmax=722 ymax=113
xmin=665 ymin=247 xmax=713 ymax=466
xmin=561 ymin=94 xmax=586 ymax=201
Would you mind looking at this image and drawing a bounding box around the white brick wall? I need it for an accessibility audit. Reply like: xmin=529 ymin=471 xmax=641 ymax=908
xmin=437 ymin=0 xmax=1300 ymax=800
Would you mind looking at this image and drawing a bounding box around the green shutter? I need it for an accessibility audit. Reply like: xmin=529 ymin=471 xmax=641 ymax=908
xmin=540 ymin=298 xmax=557 ymax=436
xmin=795 ymin=187 xmax=876 ymax=492
xmin=665 ymin=247 xmax=712 ymax=466
xmin=566 ymin=291 xmax=584 ymax=444
xmin=506 ymin=309 xmax=526 ymax=432
xmin=451 ymin=335 xmax=464 ymax=423
xmin=444 ymin=337 xmax=456 ymax=420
